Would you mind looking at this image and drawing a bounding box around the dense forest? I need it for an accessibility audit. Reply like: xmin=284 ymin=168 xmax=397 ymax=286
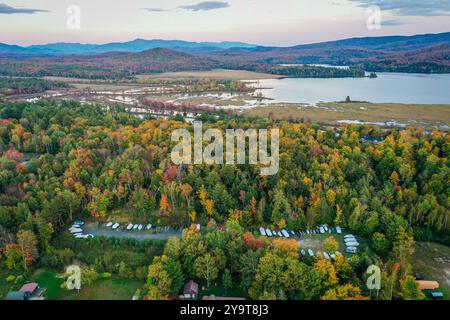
xmin=0 ymin=78 xmax=69 ymax=96
xmin=0 ymin=101 xmax=448 ymax=300
xmin=221 ymin=63 xmax=366 ymax=78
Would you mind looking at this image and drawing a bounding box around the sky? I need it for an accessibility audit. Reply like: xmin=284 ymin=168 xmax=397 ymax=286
xmin=0 ymin=0 xmax=449 ymax=46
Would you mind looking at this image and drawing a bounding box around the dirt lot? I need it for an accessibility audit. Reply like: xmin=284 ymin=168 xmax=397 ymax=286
xmin=412 ymin=242 xmax=450 ymax=298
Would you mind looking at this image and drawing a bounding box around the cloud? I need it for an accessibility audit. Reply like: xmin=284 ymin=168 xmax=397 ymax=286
xmin=349 ymin=0 xmax=450 ymax=16
xmin=179 ymin=1 xmax=230 ymax=12
xmin=143 ymin=8 xmax=169 ymax=12
xmin=0 ymin=3 xmax=49 ymax=14
xmin=381 ymin=19 xmax=408 ymax=26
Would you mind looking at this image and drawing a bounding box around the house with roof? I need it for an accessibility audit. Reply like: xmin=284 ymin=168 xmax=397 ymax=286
xmin=182 ymin=280 xmax=199 ymax=300
xmin=19 ymin=283 xmax=44 ymax=300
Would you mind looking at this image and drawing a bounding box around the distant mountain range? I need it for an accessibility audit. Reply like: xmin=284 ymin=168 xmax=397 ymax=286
xmin=0 ymin=32 xmax=449 ymax=57
xmin=0 ymin=32 xmax=449 ymax=77
xmin=0 ymin=39 xmax=257 ymax=56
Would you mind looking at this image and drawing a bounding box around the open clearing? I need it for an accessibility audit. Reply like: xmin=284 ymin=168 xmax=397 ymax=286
xmin=244 ymin=102 xmax=450 ymax=129
xmin=136 ymin=69 xmax=282 ymax=80
xmin=412 ymin=242 xmax=450 ymax=298
xmin=296 ymin=233 xmax=370 ymax=258
xmin=32 ymin=269 xmax=144 ymax=300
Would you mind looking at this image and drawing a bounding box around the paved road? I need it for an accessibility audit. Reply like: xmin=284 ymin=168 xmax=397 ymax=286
xmin=83 ymin=223 xmax=182 ymax=240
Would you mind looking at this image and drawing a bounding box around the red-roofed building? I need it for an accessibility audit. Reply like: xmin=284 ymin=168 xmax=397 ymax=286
xmin=183 ymin=280 xmax=199 ymax=299
xmin=19 ymin=283 xmax=44 ymax=300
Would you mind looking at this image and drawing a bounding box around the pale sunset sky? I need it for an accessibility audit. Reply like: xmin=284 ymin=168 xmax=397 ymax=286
xmin=0 ymin=0 xmax=449 ymax=46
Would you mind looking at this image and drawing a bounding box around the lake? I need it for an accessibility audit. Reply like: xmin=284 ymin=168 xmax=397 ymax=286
xmin=250 ymin=73 xmax=450 ymax=105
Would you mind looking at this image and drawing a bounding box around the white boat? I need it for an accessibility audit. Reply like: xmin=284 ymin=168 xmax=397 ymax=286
xmin=324 ymin=252 xmax=330 ymax=260
xmin=281 ymin=230 xmax=290 ymax=238
xmin=301 ymin=249 xmax=306 ymax=255
xmin=330 ymin=254 xmax=336 ymax=260
xmin=106 ymin=222 xmax=113 ymax=227
xmin=138 ymin=224 xmax=143 ymax=231
xmin=346 ymin=247 xmax=358 ymax=254
xmin=70 ymin=228 xmax=83 ymax=234
xmin=127 ymin=224 xmax=133 ymax=230
xmin=319 ymin=227 xmax=325 ymax=234
xmin=277 ymin=231 xmax=283 ymax=237
xmin=266 ymin=229 xmax=273 ymax=237
xmin=346 ymin=241 xmax=360 ymax=247
xmin=133 ymin=224 xmax=139 ymax=230
xmin=259 ymin=227 xmax=266 ymax=236
xmin=308 ymin=249 xmax=314 ymax=257
xmin=146 ymin=224 xmax=152 ymax=230
xmin=112 ymin=223 xmax=120 ymax=229
xmin=344 ymin=234 xmax=354 ymax=239
xmin=336 ymin=226 xmax=342 ymax=234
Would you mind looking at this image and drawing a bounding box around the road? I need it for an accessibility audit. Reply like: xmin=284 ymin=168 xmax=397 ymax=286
xmin=83 ymin=223 xmax=182 ymax=240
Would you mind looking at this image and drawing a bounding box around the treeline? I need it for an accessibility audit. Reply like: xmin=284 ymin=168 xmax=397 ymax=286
xmin=222 ymin=63 xmax=366 ymax=78
xmin=0 ymin=77 xmax=69 ymax=96
xmin=361 ymin=61 xmax=450 ymax=74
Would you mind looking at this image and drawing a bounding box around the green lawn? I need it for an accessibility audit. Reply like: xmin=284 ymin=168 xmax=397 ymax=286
xmin=32 ymin=269 xmax=65 ymax=300
xmin=31 ymin=269 xmax=144 ymax=300
xmin=198 ymin=281 xmax=247 ymax=300
xmin=412 ymin=242 xmax=450 ymax=299
xmin=65 ymin=277 xmax=144 ymax=300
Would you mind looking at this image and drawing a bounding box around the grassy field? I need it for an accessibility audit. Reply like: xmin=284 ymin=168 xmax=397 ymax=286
xmin=198 ymin=281 xmax=247 ymax=300
xmin=136 ymin=69 xmax=282 ymax=80
xmin=32 ymin=269 xmax=65 ymax=300
xmin=412 ymin=242 xmax=450 ymax=299
xmin=244 ymin=102 xmax=450 ymax=129
xmin=31 ymin=269 xmax=144 ymax=300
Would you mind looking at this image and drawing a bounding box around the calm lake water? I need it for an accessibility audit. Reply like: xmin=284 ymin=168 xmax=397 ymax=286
xmin=252 ymin=73 xmax=450 ymax=104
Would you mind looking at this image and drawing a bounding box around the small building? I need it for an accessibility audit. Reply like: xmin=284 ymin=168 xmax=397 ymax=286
xmin=6 ymin=291 xmax=26 ymax=300
xmin=416 ymin=280 xmax=439 ymax=291
xmin=430 ymin=292 xmax=444 ymax=300
xmin=183 ymin=280 xmax=199 ymax=299
xmin=20 ymin=283 xmax=44 ymax=299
